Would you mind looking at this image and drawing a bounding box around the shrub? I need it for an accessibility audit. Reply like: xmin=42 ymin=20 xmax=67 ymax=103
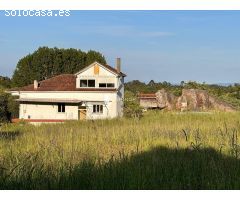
xmin=124 ymin=91 xmax=143 ymax=119
xmin=0 ymin=89 xmax=10 ymax=123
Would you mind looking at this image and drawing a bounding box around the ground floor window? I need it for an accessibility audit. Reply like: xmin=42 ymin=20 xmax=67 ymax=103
xmin=93 ymin=104 xmax=103 ymax=114
xmin=58 ymin=103 xmax=65 ymax=113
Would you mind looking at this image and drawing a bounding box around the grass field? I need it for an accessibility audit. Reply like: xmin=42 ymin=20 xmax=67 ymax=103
xmin=0 ymin=111 xmax=240 ymax=189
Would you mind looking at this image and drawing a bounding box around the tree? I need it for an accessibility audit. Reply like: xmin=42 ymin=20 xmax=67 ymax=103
xmin=0 ymin=76 xmax=11 ymax=88
xmin=124 ymin=91 xmax=143 ymax=119
xmin=86 ymin=50 xmax=106 ymax=66
xmin=148 ymin=80 xmax=155 ymax=87
xmin=0 ymin=88 xmax=10 ymax=123
xmin=12 ymin=47 xmax=106 ymax=87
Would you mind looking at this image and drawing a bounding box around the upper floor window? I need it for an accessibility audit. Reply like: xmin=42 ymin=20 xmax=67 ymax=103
xmin=58 ymin=103 xmax=65 ymax=113
xmin=99 ymin=83 xmax=115 ymax=88
xmin=80 ymin=79 xmax=95 ymax=87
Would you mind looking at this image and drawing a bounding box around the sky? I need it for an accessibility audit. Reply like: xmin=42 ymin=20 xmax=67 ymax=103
xmin=0 ymin=10 xmax=240 ymax=84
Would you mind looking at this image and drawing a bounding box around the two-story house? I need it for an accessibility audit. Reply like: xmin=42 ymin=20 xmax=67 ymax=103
xmin=9 ymin=58 xmax=126 ymax=123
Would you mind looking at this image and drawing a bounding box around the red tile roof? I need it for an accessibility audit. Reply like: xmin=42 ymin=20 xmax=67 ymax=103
xmin=138 ymin=93 xmax=156 ymax=98
xmin=12 ymin=74 xmax=117 ymax=92
xmin=102 ymin=63 xmax=126 ymax=77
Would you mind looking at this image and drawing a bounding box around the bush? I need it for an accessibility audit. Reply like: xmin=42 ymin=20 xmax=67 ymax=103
xmin=0 ymin=89 xmax=10 ymax=123
xmin=0 ymin=88 xmax=19 ymax=123
xmin=124 ymin=91 xmax=143 ymax=119
xmin=7 ymin=95 xmax=19 ymax=119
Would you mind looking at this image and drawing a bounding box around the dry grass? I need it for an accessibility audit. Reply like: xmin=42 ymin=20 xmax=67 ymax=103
xmin=0 ymin=111 xmax=240 ymax=189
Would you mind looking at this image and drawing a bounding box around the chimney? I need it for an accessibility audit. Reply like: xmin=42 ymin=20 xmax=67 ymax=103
xmin=116 ymin=58 xmax=121 ymax=73
xmin=34 ymin=80 xmax=38 ymax=89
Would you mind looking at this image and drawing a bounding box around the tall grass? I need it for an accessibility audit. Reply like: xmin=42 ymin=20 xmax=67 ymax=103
xmin=0 ymin=111 xmax=240 ymax=189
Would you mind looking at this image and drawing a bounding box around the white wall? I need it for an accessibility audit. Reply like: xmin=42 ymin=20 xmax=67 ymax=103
xmin=76 ymin=63 xmax=119 ymax=88
xmin=20 ymin=103 xmax=78 ymax=120
xmin=19 ymin=91 xmax=118 ymax=120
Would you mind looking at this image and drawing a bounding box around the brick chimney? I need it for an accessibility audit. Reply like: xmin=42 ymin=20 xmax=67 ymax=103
xmin=116 ymin=58 xmax=121 ymax=73
xmin=34 ymin=80 xmax=38 ymax=90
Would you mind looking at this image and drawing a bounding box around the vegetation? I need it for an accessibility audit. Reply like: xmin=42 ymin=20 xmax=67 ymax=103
xmin=125 ymin=80 xmax=240 ymax=109
xmin=11 ymin=47 xmax=106 ymax=87
xmin=0 ymin=88 xmax=10 ymax=123
xmin=0 ymin=112 xmax=240 ymax=189
xmin=0 ymin=76 xmax=11 ymax=88
xmin=0 ymin=78 xmax=19 ymax=122
xmin=124 ymin=90 xmax=143 ymax=118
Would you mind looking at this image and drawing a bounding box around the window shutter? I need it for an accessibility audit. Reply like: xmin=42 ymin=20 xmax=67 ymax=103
xmin=94 ymin=65 xmax=99 ymax=75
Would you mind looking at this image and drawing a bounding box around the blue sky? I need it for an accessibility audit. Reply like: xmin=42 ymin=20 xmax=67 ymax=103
xmin=0 ymin=10 xmax=240 ymax=83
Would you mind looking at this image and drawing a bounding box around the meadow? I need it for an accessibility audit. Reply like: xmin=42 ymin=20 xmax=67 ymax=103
xmin=0 ymin=111 xmax=240 ymax=189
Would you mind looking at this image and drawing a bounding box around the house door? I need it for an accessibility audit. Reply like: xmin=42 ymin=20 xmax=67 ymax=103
xmin=78 ymin=107 xmax=87 ymax=120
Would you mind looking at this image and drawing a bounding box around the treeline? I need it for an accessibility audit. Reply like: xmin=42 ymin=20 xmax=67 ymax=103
xmin=12 ymin=47 xmax=106 ymax=87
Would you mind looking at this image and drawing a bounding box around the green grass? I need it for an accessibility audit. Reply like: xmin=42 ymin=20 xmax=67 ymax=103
xmin=1 ymin=111 xmax=240 ymax=189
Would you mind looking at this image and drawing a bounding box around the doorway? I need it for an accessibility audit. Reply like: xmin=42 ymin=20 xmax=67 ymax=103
xmin=78 ymin=106 xmax=87 ymax=120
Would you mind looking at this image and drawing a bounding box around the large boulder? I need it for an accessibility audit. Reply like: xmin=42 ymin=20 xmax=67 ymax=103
xmin=155 ymin=89 xmax=176 ymax=110
xmin=176 ymin=89 xmax=211 ymax=111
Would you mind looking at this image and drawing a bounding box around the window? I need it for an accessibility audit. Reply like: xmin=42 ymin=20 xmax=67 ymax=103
xmin=99 ymin=83 xmax=106 ymax=88
xmin=99 ymin=83 xmax=115 ymax=88
xmin=80 ymin=79 xmax=95 ymax=87
xmin=58 ymin=103 xmax=65 ymax=113
xmin=80 ymin=80 xmax=87 ymax=87
xmin=107 ymin=83 xmax=114 ymax=88
xmin=93 ymin=105 xmax=103 ymax=114
xmin=88 ymin=80 xmax=95 ymax=87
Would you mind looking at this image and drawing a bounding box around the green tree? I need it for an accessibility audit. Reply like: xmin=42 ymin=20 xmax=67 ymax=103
xmin=0 ymin=88 xmax=10 ymax=123
xmin=12 ymin=47 xmax=106 ymax=87
xmin=0 ymin=76 xmax=11 ymax=88
xmin=86 ymin=50 xmax=106 ymax=66
xmin=124 ymin=91 xmax=143 ymax=119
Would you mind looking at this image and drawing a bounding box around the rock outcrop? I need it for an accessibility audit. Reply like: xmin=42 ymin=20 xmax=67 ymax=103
xmin=155 ymin=89 xmax=176 ymax=110
xmin=176 ymin=89 xmax=236 ymax=112
xmin=176 ymin=89 xmax=211 ymax=111
xmin=139 ymin=89 xmax=237 ymax=112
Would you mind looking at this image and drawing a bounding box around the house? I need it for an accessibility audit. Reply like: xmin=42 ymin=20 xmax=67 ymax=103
xmin=9 ymin=58 xmax=126 ymax=123
xmin=138 ymin=89 xmax=176 ymax=110
xmin=138 ymin=93 xmax=159 ymax=109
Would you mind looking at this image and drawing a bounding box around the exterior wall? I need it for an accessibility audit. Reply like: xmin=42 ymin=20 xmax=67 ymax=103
xmin=19 ymin=103 xmax=78 ymax=120
xmin=116 ymin=76 xmax=124 ymax=117
xmin=76 ymin=63 xmax=119 ymax=89
xmin=19 ymin=91 xmax=118 ymax=120
xmin=139 ymin=99 xmax=158 ymax=109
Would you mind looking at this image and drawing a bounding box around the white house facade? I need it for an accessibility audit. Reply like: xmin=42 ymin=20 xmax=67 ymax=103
xmin=10 ymin=59 xmax=126 ymax=123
